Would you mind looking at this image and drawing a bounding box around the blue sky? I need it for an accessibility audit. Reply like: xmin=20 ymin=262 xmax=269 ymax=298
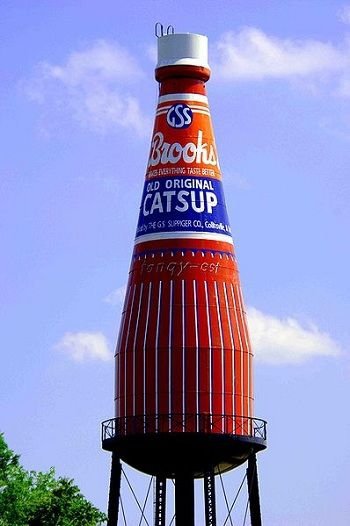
xmin=1 ymin=1 xmax=350 ymax=524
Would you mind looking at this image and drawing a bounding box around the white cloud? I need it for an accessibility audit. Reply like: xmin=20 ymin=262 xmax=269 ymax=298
xmin=55 ymin=331 xmax=113 ymax=362
xmin=339 ymin=5 xmax=350 ymax=24
xmin=104 ymin=285 xmax=127 ymax=306
xmin=247 ymin=307 xmax=341 ymax=365
xmin=23 ymin=40 xmax=151 ymax=135
xmin=46 ymin=40 xmax=142 ymax=84
xmin=212 ymin=27 xmax=349 ymax=86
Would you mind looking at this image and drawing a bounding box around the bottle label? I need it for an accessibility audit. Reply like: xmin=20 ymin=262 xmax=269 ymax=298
xmin=136 ymin=93 xmax=232 ymax=244
xmin=135 ymin=176 xmax=232 ymax=242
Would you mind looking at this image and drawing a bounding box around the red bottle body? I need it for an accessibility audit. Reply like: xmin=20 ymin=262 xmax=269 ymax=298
xmin=115 ymin=65 xmax=253 ymax=439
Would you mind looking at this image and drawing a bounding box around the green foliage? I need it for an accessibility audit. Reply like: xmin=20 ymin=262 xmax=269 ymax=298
xmin=0 ymin=434 xmax=106 ymax=526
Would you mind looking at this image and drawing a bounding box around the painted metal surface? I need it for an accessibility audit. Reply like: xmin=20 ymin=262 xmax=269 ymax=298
xmin=114 ymin=59 xmax=254 ymax=438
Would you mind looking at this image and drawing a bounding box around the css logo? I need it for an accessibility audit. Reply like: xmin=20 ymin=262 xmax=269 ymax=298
xmin=166 ymin=104 xmax=193 ymax=129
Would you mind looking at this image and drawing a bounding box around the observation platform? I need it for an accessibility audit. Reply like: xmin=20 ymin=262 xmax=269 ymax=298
xmin=101 ymin=413 xmax=267 ymax=478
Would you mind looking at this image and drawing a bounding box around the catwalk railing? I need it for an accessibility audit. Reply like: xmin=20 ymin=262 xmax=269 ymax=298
xmin=101 ymin=414 xmax=267 ymax=442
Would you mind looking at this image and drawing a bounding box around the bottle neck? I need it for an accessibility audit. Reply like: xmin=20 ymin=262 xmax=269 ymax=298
xmin=155 ymin=65 xmax=210 ymax=96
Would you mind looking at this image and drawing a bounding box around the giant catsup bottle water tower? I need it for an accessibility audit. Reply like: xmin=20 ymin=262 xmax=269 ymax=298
xmin=102 ymin=26 xmax=267 ymax=526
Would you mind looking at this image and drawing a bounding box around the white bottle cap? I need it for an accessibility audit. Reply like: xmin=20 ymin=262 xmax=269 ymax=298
xmin=157 ymin=33 xmax=209 ymax=70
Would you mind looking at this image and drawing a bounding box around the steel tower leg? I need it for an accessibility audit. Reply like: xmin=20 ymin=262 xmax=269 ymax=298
xmin=107 ymin=453 xmax=122 ymax=526
xmin=154 ymin=476 xmax=166 ymax=526
xmin=247 ymin=453 xmax=262 ymax=526
xmin=175 ymin=473 xmax=194 ymax=526
xmin=204 ymin=470 xmax=217 ymax=526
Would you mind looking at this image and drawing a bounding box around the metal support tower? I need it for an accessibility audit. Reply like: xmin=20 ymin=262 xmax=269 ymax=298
xmin=174 ymin=473 xmax=195 ymax=526
xmin=107 ymin=453 xmax=121 ymax=526
xmin=204 ymin=470 xmax=217 ymax=526
xmin=106 ymin=456 xmax=264 ymax=526
xmin=154 ymin=476 xmax=167 ymax=526
xmin=247 ymin=453 xmax=262 ymax=526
